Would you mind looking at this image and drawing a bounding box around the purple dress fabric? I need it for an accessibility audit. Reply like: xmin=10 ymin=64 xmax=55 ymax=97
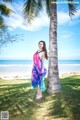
xmin=31 ymin=50 xmax=47 ymax=92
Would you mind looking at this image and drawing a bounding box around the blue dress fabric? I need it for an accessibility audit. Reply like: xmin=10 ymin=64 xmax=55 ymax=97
xmin=31 ymin=50 xmax=47 ymax=92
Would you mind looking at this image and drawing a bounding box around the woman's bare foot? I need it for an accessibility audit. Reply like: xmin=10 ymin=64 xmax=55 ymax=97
xmin=36 ymin=90 xmax=42 ymax=99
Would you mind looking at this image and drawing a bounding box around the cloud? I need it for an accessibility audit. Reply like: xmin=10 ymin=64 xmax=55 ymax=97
xmin=58 ymin=9 xmax=80 ymax=25
xmin=4 ymin=2 xmax=49 ymax=31
xmin=21 ymin=11 xmax=49 ymax=31
xmin=4 ymin=2 xmax=80 ymax=31
xmin=58 ymin=49 xmax=80 ymax=60
xmin=60 ymin=31 xmax=74 ymax=40
xmin=58 ymin=11 xmax=70 ymax=24
xmin=61 ymin=34 xmax=72 ymax=39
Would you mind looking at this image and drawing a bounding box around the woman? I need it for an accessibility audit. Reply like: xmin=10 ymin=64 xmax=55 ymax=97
xmin=31 ymin=40 xmax=48 ymax=100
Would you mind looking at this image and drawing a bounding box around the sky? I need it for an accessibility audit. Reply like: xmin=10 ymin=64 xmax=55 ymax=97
xmin=0 ymin=0 xmax=80 ymax=60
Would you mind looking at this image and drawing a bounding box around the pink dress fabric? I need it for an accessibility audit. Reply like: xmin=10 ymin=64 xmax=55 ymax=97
xmin=31 ymin=50 xmax=47 ymax=91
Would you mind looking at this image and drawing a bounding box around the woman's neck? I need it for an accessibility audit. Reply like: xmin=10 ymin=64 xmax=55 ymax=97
xmin=38 ymin=49 xmax=43 ymax=51
xmin=37 ymin=49 xmax=43 ymax=53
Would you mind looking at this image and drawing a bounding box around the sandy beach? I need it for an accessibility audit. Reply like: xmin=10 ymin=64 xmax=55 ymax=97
xmin=59 ymin=72 xmax=80 ymax=78
xmin=0 ymin=72 xmax=80 ymax=80
xmin=0 ymin=73 xmax=31 ymax=80
xmin=0 ymin=63 xmax=80 ymax=80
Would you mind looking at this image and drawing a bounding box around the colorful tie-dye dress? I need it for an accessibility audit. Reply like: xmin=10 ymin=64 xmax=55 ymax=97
xmin=31 ymin=50 xmax=47 ymax=92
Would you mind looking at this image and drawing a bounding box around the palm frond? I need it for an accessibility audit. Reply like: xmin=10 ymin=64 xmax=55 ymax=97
xmin=34 ymin=0 xmax=43 ymax=17
xmin=45 ymin=0 xmax=50 ymax=17
xmin=23 ymin=0 xmax=37 ymax=22
xmin=23 ymin=0 xmax=44 ymax=23
xmin=0 ymin=16 xmax=7 ymax=30
xmin=2 ymin=0 xmax=13 ymax=2
xmin=67 ymin=0 xmax=78 ymax=19
xmin=0 ymin=4 xmax=15 ymax=16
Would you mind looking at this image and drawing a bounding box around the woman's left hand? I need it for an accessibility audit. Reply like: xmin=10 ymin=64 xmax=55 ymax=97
xmin=42 ymin=69 xmax=44 ymax=73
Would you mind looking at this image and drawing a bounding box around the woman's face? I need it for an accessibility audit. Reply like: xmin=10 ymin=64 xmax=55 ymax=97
xmin=38 ymin=42 xmax=44 ymax=50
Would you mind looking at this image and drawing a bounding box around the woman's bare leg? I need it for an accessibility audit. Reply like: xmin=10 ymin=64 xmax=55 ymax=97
xmin=36 ymin=86 xmax=42 ymax=96
xmin=36 ymin=87 xmax=39 ymax=95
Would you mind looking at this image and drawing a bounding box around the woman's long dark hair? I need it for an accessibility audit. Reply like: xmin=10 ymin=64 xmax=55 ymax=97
xmin=38 ymin=40 xmax=48 ymax=60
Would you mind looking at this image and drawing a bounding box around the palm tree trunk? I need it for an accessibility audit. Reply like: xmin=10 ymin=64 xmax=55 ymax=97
xmin=47 ymin=0 xmax=61 ymax=94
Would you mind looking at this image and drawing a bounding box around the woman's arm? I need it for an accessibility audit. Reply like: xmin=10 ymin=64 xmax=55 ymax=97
xmin=47 ymin=51 xmax=49 ymax=60
xmin=42 ymin=51 xmax=45 ymax=71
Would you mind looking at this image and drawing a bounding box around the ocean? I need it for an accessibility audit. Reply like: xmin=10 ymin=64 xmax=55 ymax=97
xmin=0 ymin=60 xmax=80 ymax=78
xmin=0 ymin=60 xmax=80 ymax=64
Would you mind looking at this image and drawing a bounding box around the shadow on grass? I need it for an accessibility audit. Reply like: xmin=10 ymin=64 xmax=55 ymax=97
xmin=0 ymin=76 xmax=80 ymax=120
xmin=48 ymin=76 xmax=80 ymax=120
xmin=0 ymin=80 xmax=44 ymax=120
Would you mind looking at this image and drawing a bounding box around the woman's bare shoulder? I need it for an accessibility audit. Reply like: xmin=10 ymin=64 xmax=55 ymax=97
xmin=41 ymin=51 xmax=45 ymax=59
xmin=42 ymin=51 xmax=45 ymax=55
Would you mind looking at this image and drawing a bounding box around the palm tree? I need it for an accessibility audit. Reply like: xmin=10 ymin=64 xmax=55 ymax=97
xmin=0 ymin=0 xmax=13 ymax=30
xmin=23 ymin=0 xmax=78 ymax=94
xmin=0 ymin=0 xmax=21 ymax=48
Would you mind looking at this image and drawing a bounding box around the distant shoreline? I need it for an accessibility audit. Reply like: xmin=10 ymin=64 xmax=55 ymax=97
xmin=0 ymin=61 xmax=80 ymax=80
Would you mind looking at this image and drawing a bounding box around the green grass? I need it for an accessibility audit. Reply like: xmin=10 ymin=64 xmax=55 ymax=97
xmin=0 ymin=76 xmax=80 ymax=120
